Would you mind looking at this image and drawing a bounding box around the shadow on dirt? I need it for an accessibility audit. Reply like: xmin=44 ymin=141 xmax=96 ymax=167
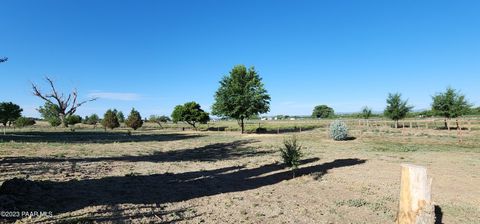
xmin=0 ymin=158 xmax=366 ymax=221
xmin=0 ymin=131 xmax=204 ymax=144
xmin=0 ymin=140 xmax=268 ymax=164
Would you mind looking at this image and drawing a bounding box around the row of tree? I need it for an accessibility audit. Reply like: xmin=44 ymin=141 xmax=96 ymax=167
xmin=311 ymin=87 xmax=473 ymax=129
xmin=27 ymin=65 xmax=270 ymax=133
xmin=1 ymin=59 xmax=476 ymax=133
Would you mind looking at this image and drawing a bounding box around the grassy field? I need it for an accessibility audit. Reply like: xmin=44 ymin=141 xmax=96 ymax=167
xmin=0 ymin=120 xmax=479 ymax=223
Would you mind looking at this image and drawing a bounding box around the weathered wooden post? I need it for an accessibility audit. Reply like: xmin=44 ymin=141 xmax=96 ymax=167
xmin=397 ymin=164 xmax=435 ymax=224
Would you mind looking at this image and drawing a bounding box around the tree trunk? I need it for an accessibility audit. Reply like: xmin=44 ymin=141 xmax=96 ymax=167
xmin=444 ymin=118 xmax=448 ymax=130
xmin=397 ymin=164 xmax=435 ymax=224
xmin=59 ymin=113 xmax=68 ymax=128
xmin=395 ymin=120 xmax=399 ymax=129
xmin=241 ymin=118 xmax=244 ymax=134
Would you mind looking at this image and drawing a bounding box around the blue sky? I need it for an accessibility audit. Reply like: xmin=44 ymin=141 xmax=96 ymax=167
xmin=1 ymin=0 xmax=479 ymax=118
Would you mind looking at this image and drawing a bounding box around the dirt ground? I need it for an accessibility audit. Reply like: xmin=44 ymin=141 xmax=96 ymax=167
xmin=0 ymin=128 xmax=479 ymax=223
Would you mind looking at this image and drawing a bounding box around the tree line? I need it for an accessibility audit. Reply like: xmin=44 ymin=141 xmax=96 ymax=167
xmin=310 ymin=88 xmax=473 ymax=129
xmin=0 ymin=60 xmax=478 ymax=133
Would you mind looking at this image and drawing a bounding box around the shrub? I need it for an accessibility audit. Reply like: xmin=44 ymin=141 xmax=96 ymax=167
xmin=15 ymin=117 xmax=36 ymax=128
xmin=329 ymin=120 xmax=349 ymax=141
xmin=102 ymin=109 xmax=120 ymax=130
xmin=65 ymin=115 xmax=82 ymax=126
xmin=86 ymin=114 xmax=100 ymax=126
xmin=280 ymin=136 xmax=303 ymax=174
xmin=125 ymin=108 xmax=143 ymax=130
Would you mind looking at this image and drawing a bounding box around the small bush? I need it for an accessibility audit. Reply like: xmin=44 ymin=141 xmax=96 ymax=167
xmin=15 ymin=117 xmax=35 ymax=128
xmin=329 ymin=120 xmax=349 ymax=141
xmin=280 ymin=136 xmax=303 ymax=172
xmin=65 ymin=115 xmax=82 ymax=126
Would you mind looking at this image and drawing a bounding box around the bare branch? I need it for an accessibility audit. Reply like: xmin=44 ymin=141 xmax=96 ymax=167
xmin=32 ymin=83 xmax=55 ymax=105
xmin=32 ymin=77 xmax=98 ymax=123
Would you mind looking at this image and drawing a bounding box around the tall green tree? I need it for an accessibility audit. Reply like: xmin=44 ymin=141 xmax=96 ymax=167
xmin=212 ymin=65 xmax=271 ymax=133
xmin=125 ymin=108 xmax=143 ymax=130
xmin=0 ymin=102 xmax=22 ymax=134
xmin=384 ymin=93 xmax=413 ymax=128
xmin=361 ymin=106 xmax=372 ymax=119
xmin=102 ymin=109 xmax=120 ymax=130
xmin=172 ymin=102 xmax=209 ymax=130
xmin=312 ymin=105 xmax=334 ymax=118
xmin=116 ymin=110 xmax=125 ymax=123
xmin=38 ymin=102 xmax=62 ymax=127
xmin=431 ymin=87 xmax=472 ymax=129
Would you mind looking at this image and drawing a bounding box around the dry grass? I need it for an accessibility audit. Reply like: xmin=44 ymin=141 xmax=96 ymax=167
xmin=0 ymin=122 xmax=479 ymax=223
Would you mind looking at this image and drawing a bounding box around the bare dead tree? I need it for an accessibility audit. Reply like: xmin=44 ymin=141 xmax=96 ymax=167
xmin=32 ymin=77 xmax=97 ymax=127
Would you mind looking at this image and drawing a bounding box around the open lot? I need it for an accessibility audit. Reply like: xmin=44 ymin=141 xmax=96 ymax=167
xmin=0 ymin=120 xmax=479 ymax=223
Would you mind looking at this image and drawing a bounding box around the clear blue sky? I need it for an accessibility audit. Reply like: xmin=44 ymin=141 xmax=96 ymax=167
xmin=1 ymin=0 xmax=479 ymax=118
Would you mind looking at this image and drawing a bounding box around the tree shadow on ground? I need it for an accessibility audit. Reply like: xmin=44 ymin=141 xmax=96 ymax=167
xmin=0 ymin=158 xmax=366 ymax=221
xmin=0 ymin=140 xmax=267 ymax=164
xmin=0 ymin=131 xmax=204 ymax=144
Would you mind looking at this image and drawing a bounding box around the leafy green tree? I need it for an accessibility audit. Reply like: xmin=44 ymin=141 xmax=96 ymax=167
xmin=361 ymin=106 xmax=372 ymax=119
xmin=384 ymin=93 xmax=413 ymax=128
xmin=125 ymin=108 xmax=143 ymax=130
xmin=172 ymin=102 xmax=210 ymax=130
xmin=0 ymin=102 xmax=23 ymax=134
xmin=0 ymin=102 xmax=23 ymax=127
xmin=212 ymin=65 xmax=271 ymax=133
xmin=15 ymin=117 xmax=36 ymax=128
xmin=431 ymin=87 xmax=472 ymax=129
xmin=65 ymin=115 xmax=82 ymax=126
xmin=102 ymin=109 xmax=120 ymax=130
xmin=86 ymin=114 xmax=100 ymax=127
xmin=83 ymin=116 xmax=90 ymax=124
xmin=149 ymin=115 xmax=170 ymax=128
xmin=38 ymin=102 xmax=62 ymax=127
xmin=116 ymin=111 xmax=125 ymax=123
xmin=312 ymin=105 xmax=334 ymax=118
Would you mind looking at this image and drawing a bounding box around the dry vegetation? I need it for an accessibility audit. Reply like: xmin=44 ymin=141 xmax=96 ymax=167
xmin=0 ymin=119 xmax=479 ymax=223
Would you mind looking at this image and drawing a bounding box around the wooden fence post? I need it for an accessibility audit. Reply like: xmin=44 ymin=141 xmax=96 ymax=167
xmin=397 ymin=164 xmax=435 ymax=224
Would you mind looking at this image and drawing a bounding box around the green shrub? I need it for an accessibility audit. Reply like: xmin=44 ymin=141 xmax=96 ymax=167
xmin=65 ymin=115 xmax=82 ymax=126
xmin=280 ymin=136 xmax=303 ymax=173
xmin=102 ymin=109 xmax=120 ymax=130
xmin=125 ymin=108 xmax=143 ymax=130
xmin=15 ymin=117 xmax=36 ymax=128
xmin=329 ymin=120 xmax=349 ymax=141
